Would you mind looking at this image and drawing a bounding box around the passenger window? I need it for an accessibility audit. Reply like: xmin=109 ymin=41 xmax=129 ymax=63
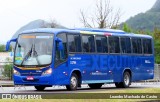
xmin=55 ymin=33 xmax=68 ymax=66
xmin=120 ymin=37 xmax=131 ymax=53
xmin=109 ymin=36 xmax=120 ymax=53
xmin=143 ymin=39 xmax=152 ymax=54
xmin=132 ymin=38 xmax=142 ymax=54
xmin=96 ymin=36 xmax=108 ymax=53
xmin=68 ymin=34 xmax=81 ymax=52
xmin=82 ymin=35 xmax=95 ymax=52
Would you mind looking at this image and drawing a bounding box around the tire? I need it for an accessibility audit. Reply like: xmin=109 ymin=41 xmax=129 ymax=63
xmin=34 ymin=86 xmax=46 ymax=91
xmin=115 ymin=71 xmax=131 ymax=88
xmin=88 ymin=83 xmax=103 ymax=89
xmin=115 ymin=82 xmax=122 ymax=88
xmin=66 ymin=73 xmax=78 ymax=91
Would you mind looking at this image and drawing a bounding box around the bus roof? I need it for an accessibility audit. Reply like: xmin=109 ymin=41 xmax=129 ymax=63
xmin=71 ymin=28 xmax=126 ymax=34
xmin=20 ymin=28 xmax=152 ymax=39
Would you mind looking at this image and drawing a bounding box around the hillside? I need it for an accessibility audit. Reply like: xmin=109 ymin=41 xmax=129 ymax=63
xmin=11 ymin=19 xmax=66 ymax=47
xmin=122 ymin=0 xmax=160 ymax=31
xmin=12 ymin=19 xmax=66 ymax=39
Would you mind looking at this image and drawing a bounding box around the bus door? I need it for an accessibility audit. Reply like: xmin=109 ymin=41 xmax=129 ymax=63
xmin=54 ymin=33 xmax=68 ymax=84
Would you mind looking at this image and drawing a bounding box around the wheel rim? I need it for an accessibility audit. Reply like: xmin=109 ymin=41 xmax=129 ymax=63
xmin=71 ymin=76 xmax=77 ymax=88
xmin=124 ymin=74 xmax=130 ymax=85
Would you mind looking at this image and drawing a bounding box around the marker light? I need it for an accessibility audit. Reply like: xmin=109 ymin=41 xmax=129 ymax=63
xmin=104 ymin=33 xmax=112 ymax=36
xmin=42 ymin=68 xmax=52 ymax=75
xmin=13 ymin=69 xmax=20 ymax=75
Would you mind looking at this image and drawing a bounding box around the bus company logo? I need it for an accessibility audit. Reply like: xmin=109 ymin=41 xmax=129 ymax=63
xmin=2 ymin=94 xmax=12 ymax=99
xmin=29 ymin=72 xmax=32 ymax=75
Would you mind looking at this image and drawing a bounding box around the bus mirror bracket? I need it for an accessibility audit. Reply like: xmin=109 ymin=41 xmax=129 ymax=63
xmin=55 ymin=37 xmax=64 ymax=51
xmin=6 ymin=38 xmax=17 ymax=51
xmin=58 ymin=42 xmax=64 ymax=51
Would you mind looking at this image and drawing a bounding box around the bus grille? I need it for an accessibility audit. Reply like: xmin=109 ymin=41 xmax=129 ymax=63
xmin=20 ymin=73 xmax=42 ymax=76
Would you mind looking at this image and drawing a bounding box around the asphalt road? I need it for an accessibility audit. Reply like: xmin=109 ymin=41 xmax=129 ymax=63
xmin=1 ymin=82 xmax=160 ymax=93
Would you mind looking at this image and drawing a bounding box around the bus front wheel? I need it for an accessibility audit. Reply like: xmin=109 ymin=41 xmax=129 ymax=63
xmin=66 ymin=73 xmax=78 ymax=91
xmin=115 ymin=71 xmax=131 ymax=88
xmin=34 ymin=86 xmax=46 ymax=91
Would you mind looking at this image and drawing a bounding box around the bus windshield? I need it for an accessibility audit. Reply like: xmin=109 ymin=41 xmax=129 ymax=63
xmin=14 ymin=33 xmax=53 ymax=67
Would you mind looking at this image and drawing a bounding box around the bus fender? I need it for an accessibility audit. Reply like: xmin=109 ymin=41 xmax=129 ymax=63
xmin=122 ymin=68 xmax=132 ymax=81
xmin=69 ymin=69 xmax=82 ymax=77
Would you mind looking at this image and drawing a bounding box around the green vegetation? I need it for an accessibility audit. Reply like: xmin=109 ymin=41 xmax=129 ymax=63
xmin=0 ymin=44 xmax=6 ymax=52
xmin=0 ymin=88 xmax=160 ymax=102
xmin=0 ymin=44 xmax=12 ymax=52
xmin=2 ymin=58 xmax=13 ymax=80
xmin=123 ymin=12 xmax=160 ymax=32
xmin=2 ymin=63 xmax=13 ymax=80
xmin=122 ymin=23 xmax=132 ymax=33
xmin=153 ymin=28 xmax=160 ymax=64
xmin=122 ymin=0 xmax=160 ymax=32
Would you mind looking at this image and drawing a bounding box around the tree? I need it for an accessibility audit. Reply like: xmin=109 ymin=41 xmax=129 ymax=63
xmin=2 ymin=63 xmax=13 ymax=80
xmin=41 ymin=19 xmax=66 ymax=28
xmin=0 ymin=44 xmax=12 ymax=52
xmin=122 ymin=23 xmax=132 ymax=33
xmin=0 ymin=44 xmax=5 ymax=52
xmin=2 ymin=58 xmax=13 ymax=80
xmin=80 ymin=0 xmax=121 ymax=29
xmin=153 ymin=27 xmax=160 ymax=64
xmin=155 ymin=40 xmax=160 ymax=64
xmin=153 ymin=27 xmax=160 ymax=40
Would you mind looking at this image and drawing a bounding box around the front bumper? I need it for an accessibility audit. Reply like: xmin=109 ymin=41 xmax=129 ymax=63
xmin=13 ymin=75 xmax=53 ymax=86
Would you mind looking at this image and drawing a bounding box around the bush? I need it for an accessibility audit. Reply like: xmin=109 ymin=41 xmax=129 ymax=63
xmin=2 ymin=63 xmax=13 ymax=80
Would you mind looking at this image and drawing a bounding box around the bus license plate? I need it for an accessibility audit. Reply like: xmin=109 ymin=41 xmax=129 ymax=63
xmin=27 ymin=76 xmax=34 ymax=80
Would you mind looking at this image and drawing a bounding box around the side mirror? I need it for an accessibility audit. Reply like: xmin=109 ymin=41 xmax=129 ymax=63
xmin=58 ymin=42 xmax=64 ymax=51
xmin=6 ymin=38 xmax=17 ymax=51
xmin=55 ymin=37 xmax=64 ymax=51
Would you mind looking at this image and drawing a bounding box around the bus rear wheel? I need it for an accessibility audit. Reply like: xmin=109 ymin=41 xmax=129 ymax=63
xmin=34 ymin=86 xmax=46 ymax=91
xmin=66 ymin=73 xmax=78 ymax=91
xmin=88 ymin=83 xmax=103 ymax=89
xmin=115 ymin=71 xmax=131 ymax=88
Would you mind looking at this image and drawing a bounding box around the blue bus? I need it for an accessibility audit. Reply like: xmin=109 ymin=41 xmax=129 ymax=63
xmin=6 ymin=28 xmax=154 ymax=91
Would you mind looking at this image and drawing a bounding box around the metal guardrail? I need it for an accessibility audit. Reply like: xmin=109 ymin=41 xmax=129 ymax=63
xmin=153 ymin=64 xmax=160 ymax=81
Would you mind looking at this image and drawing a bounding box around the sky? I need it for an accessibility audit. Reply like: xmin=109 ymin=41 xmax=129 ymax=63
xmin=0 ymin=0 xmax=156 ymax=44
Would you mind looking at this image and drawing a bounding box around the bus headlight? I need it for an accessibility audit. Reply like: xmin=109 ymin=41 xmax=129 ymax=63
xmin=13 ymin=69 xmax=20 ymax=75
xmin=42 ymin=68 xmax=52 ymax=75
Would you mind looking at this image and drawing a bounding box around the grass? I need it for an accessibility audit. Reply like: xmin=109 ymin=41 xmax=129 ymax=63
xmin=0 ymin=88 xmax=160 ymax=102
xmin=90 ymin=87 xmax=160 ymax=93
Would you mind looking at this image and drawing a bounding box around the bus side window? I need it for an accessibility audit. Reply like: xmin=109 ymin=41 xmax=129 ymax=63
xmin=102 ymin=37 xmax=108 ymax=53
xmin=74 ymin=35 xmax=82 ymax=52
xmin=132 ymin=38 xmax=142 ymax=54
xmin=137 ymin=39 xmax=142 ymax=54
xmin=132 ymin=38 xmax=137 ymax=53
xmin=143 ymin=39 xmax=152 ymax=54
xmin=120 ymin=37 xmax=131 ymax=54
xmin=55 ymin=33 xmax=68 ymax=66
xmin=82 ymin=35 xmax=95 ymax=53
xmin=120 ymin=37 xmax=125 ymax=53
xmin=96 ymin=36 xmax=102 ymax=53
xmin=109 ymin=36 xmax=120 ymax=53
xmin=68 ymin=35 xmax=76 ymax=52
xmin=96 ymin=36 xmax=108 ymax=53
xmin=68 ymin=34 xmax=81 ymax=52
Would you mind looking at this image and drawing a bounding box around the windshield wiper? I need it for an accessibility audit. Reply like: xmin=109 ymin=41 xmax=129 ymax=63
xmin=21 ymin=44 xmax=33 ymax=65
xmin=21 ymin=43 xmax=40 ymax=66
xmin=32 ymin=44 xmax=40 ymax=65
